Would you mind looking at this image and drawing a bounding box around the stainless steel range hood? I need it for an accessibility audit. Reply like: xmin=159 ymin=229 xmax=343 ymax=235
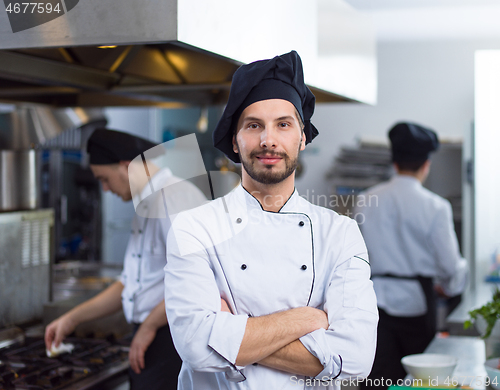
xmin=0 ymin=44 xmax=241 ymax=107
xmin=0 ymin=0 xmax=376 ymax=107
xmin=0 ymin=106 xmax=106 ymax=149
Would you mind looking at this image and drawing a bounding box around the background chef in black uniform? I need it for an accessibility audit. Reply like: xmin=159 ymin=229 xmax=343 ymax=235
xmin=45 ymin=128 xmax=207 ymax=390
xmin=355 ymin=123 xmax=468 ymax=389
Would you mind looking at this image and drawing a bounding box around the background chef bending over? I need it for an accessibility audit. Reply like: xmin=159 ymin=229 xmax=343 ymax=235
xmin=44 ymin=128 xmax=207 ymax=390
xmin=355 ymin=122 xmax=468 ymax=390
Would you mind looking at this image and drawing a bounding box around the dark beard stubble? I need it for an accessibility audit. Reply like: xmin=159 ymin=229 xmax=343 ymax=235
xmin=235 ymin=141 xmax=301 ymax=185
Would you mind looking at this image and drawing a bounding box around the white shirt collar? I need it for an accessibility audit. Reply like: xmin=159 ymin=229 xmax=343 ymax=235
xmin=392 ymin=173 xmax=422 ymax=187
xmin=235 ymin=184 xmax=300 ymax=213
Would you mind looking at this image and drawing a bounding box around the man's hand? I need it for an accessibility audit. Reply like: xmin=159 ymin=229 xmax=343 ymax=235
xmin=127 ymin=300 xmax=169 ymax=374
xmin=221 ymin=298 xmax=232 ymax=313
xmin=236 ymin=306 xmax=328 ymax=367
xmin=44 ymin=314 xmax=77 ymax=351
xmin=435 ymin=284 xmax=448 ymax=298
xmin=129 ymin=323 xmax=157 ymax=374
xmin=44 ymin=281 xmax=124 ymax=352
xmin=244 ymin=307 xmax=328 ymax=376
xmin=220 ymin=299 xmax=327 ymax=330
xmin=219 ymin=297 xmax=328 ymax=374
xmin=312 ymin=307 xmax=329 ymax=331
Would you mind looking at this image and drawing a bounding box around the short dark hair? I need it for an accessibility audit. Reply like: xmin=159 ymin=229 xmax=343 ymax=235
xmin=395 ymin=159 xmax=427 ymax=172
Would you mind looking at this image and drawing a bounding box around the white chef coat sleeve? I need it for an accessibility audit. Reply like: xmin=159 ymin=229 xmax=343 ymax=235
xmin=429 ymin=200 xmax=468 ymax=296
xmin=119 ymin=269 xmax=126 ymax=285
xmin=164 ymin=216 xmax=248 ymax=382
xmin=299 ymin=219 xmax=378 ymax=380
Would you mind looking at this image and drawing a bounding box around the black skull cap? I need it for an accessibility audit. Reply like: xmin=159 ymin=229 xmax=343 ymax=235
xmin=389 ymin=122 xmax=440 ymax=162
xmin=87 ymin=128 xmax=159 ymax=165
xmin=213 ymin=50 xmax=318 ymax=163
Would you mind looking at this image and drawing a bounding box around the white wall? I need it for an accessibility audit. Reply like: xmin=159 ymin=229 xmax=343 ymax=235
xmin=296 ymin=39 xmax=500 ymax=197
xmin=474 ymin=51 xmax=500 ymax=275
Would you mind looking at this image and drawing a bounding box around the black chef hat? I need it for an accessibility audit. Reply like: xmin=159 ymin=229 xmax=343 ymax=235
xmin=87 ymin=128 xmax=158 ymax=165
xmin=389 ymin=122 xmax=440 ymax=162
xmin=213 ymin=50 xmax=318 ymax=163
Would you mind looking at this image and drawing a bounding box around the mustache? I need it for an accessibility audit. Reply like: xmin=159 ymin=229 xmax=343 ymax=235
xmin=250 ymin=150 xmax=287 ymax=159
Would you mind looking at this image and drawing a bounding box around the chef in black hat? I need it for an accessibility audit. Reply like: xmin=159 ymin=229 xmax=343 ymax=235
xmin=45 ymin=128 xmax=206 ymax=390
xmin=164 ymin=51 xmax=378 ymax=390
xmin=213 ymin=49 xmax=318 ymax=163
xmin=355 ymin=122 xmax=468 ymax=390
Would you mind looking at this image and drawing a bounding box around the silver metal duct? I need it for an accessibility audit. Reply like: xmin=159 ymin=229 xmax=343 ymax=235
xmin=0 ymin=150 xmax=39 ymax=211
xmin=0 ymin=106 xmax=106 ymax=149
xmin=0 ymin=0 xmax=377 ymax=107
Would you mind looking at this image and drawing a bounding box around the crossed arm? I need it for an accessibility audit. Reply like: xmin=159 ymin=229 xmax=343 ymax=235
xmin=220 ymin=299 xmax=328 ymax=376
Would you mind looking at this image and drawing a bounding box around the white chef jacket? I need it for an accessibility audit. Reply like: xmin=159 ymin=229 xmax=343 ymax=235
xmin=354 ymin=174 xmax=468 ymax=317
xmin=121 ymin=168 xmax=207 ymax=323
xmin=164 ymin=184 xmax=378 ymax=390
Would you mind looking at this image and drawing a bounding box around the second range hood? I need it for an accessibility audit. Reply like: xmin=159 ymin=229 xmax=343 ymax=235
xmin=0 ymin=0 xmax=376 ymax=107
xmin=0 ymin=44 xmax=241 ymax=107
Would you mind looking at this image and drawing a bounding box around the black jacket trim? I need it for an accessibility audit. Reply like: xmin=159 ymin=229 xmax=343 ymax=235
xmin=332 ymin=354 xmax=343 ymax=380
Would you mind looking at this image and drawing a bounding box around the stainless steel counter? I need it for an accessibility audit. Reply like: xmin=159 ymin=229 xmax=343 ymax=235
xmin=424 ymin=335 xmax=487 ymax=389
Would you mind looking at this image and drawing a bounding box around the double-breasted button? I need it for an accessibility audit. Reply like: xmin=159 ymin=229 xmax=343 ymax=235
xmin=138 ymin=254 xmax=142 ymax=258
xmin=301 ymin=265 xmax=307 ymax=270
xmin=236 ymin=218 xmax=242 ymax=224
xmin=131 ymin=254 xmax=135 ymax=257
xmin=241 ymin=264 xmax=247 ymax=270
xmin=129 ymin=298 xmax=133 ymax=302
xmin=299 ymin=221 xmax=305 ymax=227
xmin=139 ymin=230 xmax=143 ymax=234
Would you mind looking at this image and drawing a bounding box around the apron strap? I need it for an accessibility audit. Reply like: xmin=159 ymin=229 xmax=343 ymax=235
xmin=372 ymin=273 xmax=437 ymax=340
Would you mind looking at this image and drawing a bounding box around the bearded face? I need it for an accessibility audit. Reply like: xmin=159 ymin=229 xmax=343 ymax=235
xmin=232 ymin=99 xmax=305 ymax=188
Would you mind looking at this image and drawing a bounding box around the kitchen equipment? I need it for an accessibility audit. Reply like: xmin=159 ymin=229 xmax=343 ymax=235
xmin=401 ymin=353 xmax=458 ymax=385
xmin=484 ymin=358 xmax=500 ymax=390
xmin=0 ymin=335 xmax=130 ymax=389
xmin=0 ymin=149 xmax=40 ymax=211
xmin=0 ymin=327 xmax=25 ymax=349
xmin=1 ymin=106 xmax=107 ymax=150
xmin=43 ymin=260 xmax=132 ymax=340
xmin=0 ymin=0 xmax=377 ymax=107
xmin=0 ymin=209 xmax=53 ymax=328
xmin=51 ymin=261 xmax=122 ymax=301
